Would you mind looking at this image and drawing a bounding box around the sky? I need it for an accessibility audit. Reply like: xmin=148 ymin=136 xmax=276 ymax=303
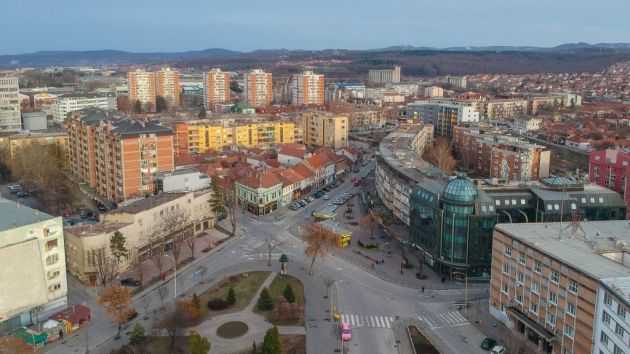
xmin=2 ymin=0 xmax=630 ymax=55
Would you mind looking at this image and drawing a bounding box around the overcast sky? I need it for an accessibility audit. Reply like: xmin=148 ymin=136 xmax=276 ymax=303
xmin=2 ymin=0 xmax=629 ymax=54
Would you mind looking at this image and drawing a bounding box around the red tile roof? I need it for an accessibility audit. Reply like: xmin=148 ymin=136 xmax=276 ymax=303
xmin=306 ymin=153 xmax=333 ymax=169
xmin=237 ymin=170 xmax=283 ymax=189
xmin=294 ymin=162 xmax=315 ymax=179
xmin=277 ymin=168 xmax=305 ymax=186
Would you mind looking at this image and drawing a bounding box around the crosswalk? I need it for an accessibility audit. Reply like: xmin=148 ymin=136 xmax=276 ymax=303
xmin=241 ymin=232 xmax=294 ymax=252
xmin=417 ymin=311 xmax=468 ymax=329
xmin=340 ymin=314 xmax=396 ymax=329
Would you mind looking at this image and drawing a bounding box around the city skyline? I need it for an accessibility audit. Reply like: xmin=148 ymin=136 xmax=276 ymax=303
xmin=2 ymin=0 xmax=630 ymax=55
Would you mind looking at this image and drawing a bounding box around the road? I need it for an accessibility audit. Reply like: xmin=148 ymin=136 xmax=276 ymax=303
xmin=48 ymin=157 xmax=489 ymax=354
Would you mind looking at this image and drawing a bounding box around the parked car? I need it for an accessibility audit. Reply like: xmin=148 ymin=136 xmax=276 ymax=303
xmin=332 ymin=199 xmax=344 ymax=205
xmin=79 ymin=209 xmax=94 ymax=219
xmin=127 ymin=309 xmax=138 ymax=321
xmin=299 ymin=200 xmax=307 ymax=207
xmin=16 ymin=191 xmax=29 ymax=198
xmin=481 ymin=338 xmax=497 ymax=350
xmin=289 ymin=203 xmax=300 ymax=210
xmin=216 ymin=212 xmax=226 ymax=221
xmin=341 ymin=322 xmax=352 ymax=341
xmin=323 ymin=196 xmax=329 ymax=200
xmin=97 ymin=203 xmax=108 ymax=211
xmin=491 ymin=346 xmax=505 ymax=354
xmin=8 ymin=184 xmax=21 ymax=194
xmin=351 ymin=176 xmax=357 ymax=182
xmin=306 ymin=196 xmax=315 ymax=202
xmin=121 ymin=278 xmax=141 ymax=287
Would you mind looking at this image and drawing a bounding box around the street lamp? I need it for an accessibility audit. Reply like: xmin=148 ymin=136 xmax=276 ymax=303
xmin=164 ymin=254 xmax=177 ymax=299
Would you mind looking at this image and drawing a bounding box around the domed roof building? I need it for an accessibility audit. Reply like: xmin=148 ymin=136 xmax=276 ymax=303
xmin=443 ymin=174 xmax=478 ymax=203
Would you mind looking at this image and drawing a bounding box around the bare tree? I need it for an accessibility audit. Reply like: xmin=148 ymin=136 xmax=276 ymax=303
xmin=186 ymin=234 xmax=197 ymax=260
xmin=93 ymin=248 xmax=116 ymax=288
xmin=302 ymin=223 xmax=339 ymax=275
xmin=139 ymin=295 xmax=152 ymax=320
xmin=210 ymin=177 xmax=238 ymax=236
xmin=159 ymin=207 xmax=191 ymax=263
xmin=160 ymin=301 xmax=192 ymax=350
xmin=265 ymin=235 xmax=284 ymax=267
xmin=361 ymin=213 xmax=380 ymax=240
xmin=224 ymin=187 xmax=238 ymax=237
xmin=423 ymin=137 xmax=456 ymax=174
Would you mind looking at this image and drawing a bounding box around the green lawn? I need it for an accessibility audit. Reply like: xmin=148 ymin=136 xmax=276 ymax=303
xmin=198 ymin=271 xmax=270 ymax=320
xmin=254 ymin=274 xmax=305 ymax=326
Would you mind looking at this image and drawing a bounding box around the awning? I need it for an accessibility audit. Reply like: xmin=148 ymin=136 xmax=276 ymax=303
xmin=507 ymin=307 xmax=556 ymax=342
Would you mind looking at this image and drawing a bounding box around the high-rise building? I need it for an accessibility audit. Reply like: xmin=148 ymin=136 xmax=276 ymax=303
xmin=243 ymin=69 xmax=273 ymax=108
xmin=0 ymin=77 xmax=21 ymax=131
xmin=156 ymin=67 xmax=180 ymax=108
xmin=290 ymin=70 xmax=325 ymax=106
xmin=300 ymin=112 xmax=348 ymax=149
xmin=203 ymin=69 xmax=231 ymax=109
xmin=368 ymin=66 xmax=401 ymax=84
xmin=128 ymin=69 xmax=156 ymax=112
xmin=66 ymin=108 xmax=174 ymax=203
xmin=0 ymin=198 xmax=67 ymax=333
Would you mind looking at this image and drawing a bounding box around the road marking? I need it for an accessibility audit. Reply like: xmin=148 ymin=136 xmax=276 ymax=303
xmin=375 ymin=316 xmax=382 ymax=328
xmin=383 ymin=316 xmax=390 ymax=328
xmin=350 ymin=315 xmax=356 ymax=327
xmin=370 ymin=316 xmax=376 ymax=327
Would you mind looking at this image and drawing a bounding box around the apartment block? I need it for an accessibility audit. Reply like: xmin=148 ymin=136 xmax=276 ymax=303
xmin=368 ymin=66 xmax=401 ymax=84
xmin=490 ymin=221 xmax=630 ymax=354
xmin=128 ymin=69 xmax=156 ymax=111
xmin=348 ymin=110 xmax=385 ymax=132
xmin=589 ymin=149 xmax=630 ymax=213
xmin=434 ymin=75 xmax=467 ymax=88
xmin=66 ymin=108 xmax=174 ymax=203
xmin=0 ymin=77 xmax=21 ymax=131
xmin=203 ymin=69 xmax=231 ymax=109
xmin=49 ymin=93 xmax=115 ymax=122
xmin=156 ymin=67 xmax=180 ymax=108
xmin=0 ymin=131 xmax=68 ymax=161
xmin=485 ymin=99 xmax=529 ymax=119
xmin=172 ymin=120 xmax=295 ymax=156
xmin=243 ymin=69 xmax=273 ymax=108
xmin=0 ymin=199 xmax=67 ymax=333
xmin=300 ymin=112 xmax=349 ymax=149
xmin=404 ymin=101 xmax=479 ymax=138
xmin=291 ymin=70 xmax=325 ymax=105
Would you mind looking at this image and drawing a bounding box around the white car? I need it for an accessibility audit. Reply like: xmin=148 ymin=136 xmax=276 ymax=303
xmin=323 ymin=196 xmax=329 ymax=200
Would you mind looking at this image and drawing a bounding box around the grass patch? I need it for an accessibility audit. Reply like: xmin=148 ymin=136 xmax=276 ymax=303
xmin=199 ymin=271 xmax=270 ymax=320
xmin=232 ymin=334 xmax=306 ymax=354
xmin=254 ymin=274 xmax=305 ymax=326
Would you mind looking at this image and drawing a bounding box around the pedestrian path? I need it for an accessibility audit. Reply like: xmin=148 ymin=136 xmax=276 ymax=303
xmin=339 ymin=314 xmax=396 ymax=329
xmin=242 ymin=237 xmax=265 ymax=251
xmin=418 ymin=311 xmax=468 ymax=329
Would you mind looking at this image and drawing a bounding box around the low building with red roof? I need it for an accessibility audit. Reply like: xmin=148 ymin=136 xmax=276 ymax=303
xmin=235 ymin=170 xmax=283 ymax=215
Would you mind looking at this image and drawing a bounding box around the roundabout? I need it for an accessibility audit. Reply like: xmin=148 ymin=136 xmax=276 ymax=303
xmin=216 ymin=321 xmax=249 ymax=339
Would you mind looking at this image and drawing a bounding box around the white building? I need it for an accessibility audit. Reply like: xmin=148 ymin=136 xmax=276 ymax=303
xmin=368 ymin=66 xmax=401 ymax=84
xmin=423 ymin=86 xmax=444 ymax=98
xmin=291 ymin=70 xmax=325 ymax=106
xmin=49 ymin=94 xmax=115 ymax=122
xmin=154 ymin=168 xmax=211 ymax=193
xmin=203 ymin=69 xmax=231 ymax=109
xmin=0 ymin=198 xmax=67 ymax=333
xmin=385 ymin=83 xmax=419 ymax=96
xmin=0 ymin=77 xmax=21 ymax=131
xmin=593 ymin=279 xmax=630 ymax=354
xmin=511 ymin=117 xmax=542 ymax=133
xmin=434 ymin=75 xmax=467 ymax=89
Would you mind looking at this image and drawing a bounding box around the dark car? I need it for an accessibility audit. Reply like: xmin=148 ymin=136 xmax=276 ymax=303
xmin=121 ymin=278 xmax=141 ymax=287
xmin=79 ymin=209 xmax=94 ymax=219
xmin=481 ymin=337 xmax=497 ymax=350
xmin=127 ymin=309 xmax=138 ymax=321
xmin=97 ymin=203 xmax=108 ymax=212
xmin=16 ymin=191 xmax=29 ymax=198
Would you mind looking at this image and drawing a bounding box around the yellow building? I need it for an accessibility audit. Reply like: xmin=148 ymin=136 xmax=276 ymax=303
xmin=174 ymin=121 xmax=295 ymax=156
xmin=299 ymin=111 xmax=348 ymax=149
xmin=0 ymin=132 xmax=69 ymax=160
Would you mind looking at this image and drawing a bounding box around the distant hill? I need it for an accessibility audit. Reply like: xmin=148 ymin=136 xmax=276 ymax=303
xmin=372 ymin=42 xmax=630 ymax=52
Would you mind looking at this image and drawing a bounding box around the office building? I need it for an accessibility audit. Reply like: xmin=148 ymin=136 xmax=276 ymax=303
xmin=0 ymin=77 xmax=21 ymax=131
xmin=368 ymin=66 xmax=401 ymax=84
xmin=50 ymin=94 xmax=115 ymax=122
xmin=128 ymin=69 xmax=156 ymax=111
xmin=156 ymin=67 xmax=180 ymax=108
xmin=0 ymin=198 xmax=67 ymax=333
xmin=66 ymin=108 xmax=174 ymax=203
xmin=290 ymin=70 xmax=325 ymax=106
xmin=300 ymin=112 xmax=348 ymax=149
xmin=243 ymin=69 xmax=273 ymax=108
xmin=203 ymin=69 xmax=231 ymax=109
xmin=490 ymin=220 xmax=630 ymax=354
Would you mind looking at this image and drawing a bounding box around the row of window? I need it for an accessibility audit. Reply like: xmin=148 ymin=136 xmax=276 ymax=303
xmin=600 ymin=331 xmax=626 ymax=354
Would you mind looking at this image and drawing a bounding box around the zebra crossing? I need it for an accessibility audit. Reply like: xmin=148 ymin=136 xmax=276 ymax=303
xmin=340 ymin=314 xmax=396 ymax=329
xmin=418 ymin=311 xmax=468 ymax=329
xmin=242 ymin=238 xmax=265 ymax=250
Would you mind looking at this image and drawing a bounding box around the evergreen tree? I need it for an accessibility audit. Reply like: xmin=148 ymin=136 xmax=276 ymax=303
xmin=283 ymin=284 xmax=296 ymax=304
xmin=134 ymin=99 xmax=142 ymax=114
xmin=129 ymin=323 xmax=146 ymax=345
xmin=209 ymin=180 xmax=227 ymax=215
xmin=227 ymin=287 xmax=236 ymax=306
xmin=156 ymin=95 xmax=168 ymax=113
xmin=261 ymin=326 xmax=283 ymax=354
xmin=198 ymin=108 xmax=206 ymax=118
xmin=189 ymin=330 xmax=211 ymax=354
xmin=109 ymin=231 xmax=127 ymax=263
xmin=257 ymin=288 xmax=274 ymax=310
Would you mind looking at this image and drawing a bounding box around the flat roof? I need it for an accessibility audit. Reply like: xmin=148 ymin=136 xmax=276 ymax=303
xmin=496 ymin=221 xmax=630 ymax=281
xmin=378 ymin=125 xmax=437 ymax=186
xmin=0 ymin=198 xmax=54 ymax=232
xmin=112 ymin=193 xmax=185 ymax=214
xmin=65 ymin=223 xmax=130 ymax=237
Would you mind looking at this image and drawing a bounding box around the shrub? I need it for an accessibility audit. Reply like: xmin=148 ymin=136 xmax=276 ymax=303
xmin=257 ymin=288 xmax=274 ymax=310
xmin=207 ymin=298 xmax=230 ymax=311
xmin=357 ymin=240 xmax=365 ymax=249
xmin=283 ymin=284 xmax=296 ymax=304
xmin=227 ymin=287 xmax=236 ymax=306
xmin=129 ymin=323 xmax=145 ymax=345
xmin=262 ymin=326 xmax=283 ymax=354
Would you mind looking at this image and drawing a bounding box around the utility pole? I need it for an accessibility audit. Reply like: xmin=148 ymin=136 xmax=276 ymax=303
xmin=165 ymin=254 xmax=177 ymax=299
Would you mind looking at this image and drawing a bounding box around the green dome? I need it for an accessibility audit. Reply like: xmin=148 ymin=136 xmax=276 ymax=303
xmin=443 ymin=174 xmax=477 ymax=202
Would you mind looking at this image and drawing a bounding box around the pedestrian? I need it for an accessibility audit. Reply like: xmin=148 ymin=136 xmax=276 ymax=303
xmin=421 ymin=285 xmax=425 ymax=293
xmin=441 ymin=275 xmax=446 ymax=284
xmin=59 ymin=329 xmax=64 ymax=340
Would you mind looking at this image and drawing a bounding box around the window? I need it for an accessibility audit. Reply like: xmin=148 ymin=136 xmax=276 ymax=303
xmin=519 ymin=253 xmax=526 ymax=264
xmin=618 ymin=305 xmax=626 ymax=319
xmin=504 ymin=246 xmax=512 ymax=256
xmin=532 ymin=282 xmax=540 ymax=294
xmin=521 ymin=199 xmax=526 ymax=205
xmin=551 ymin=271 xmax=559 ymax=283
xmin=565 ymin=324 xmax=574 ymax=338
xmin=614 ymin=345 xmax=624 ymax=354
xmin=530 ymin=303 xmax=538 ymax=315
xmin=567 ymin=303 xmax=576 ymax=316
xmin=516 ymin=293 xmax=523 ymax=304
xmin=581 ymin=197 xmax=587 ymax=203
xmin=554 ymin=204 xmax=560 ymax=210
xmin=547 ymin=204 xmax=553 ymax=211
xmin=501 ymin=283 xmax=509 ymax=294
xmin=517 ymin=272 xmax=524 ymax=284
xmin=601 ymin=331 xmax=609 ymax=345
xmin=599 ymin=197 xmax=605 ymax=203
xmin=45 ymin=239 xmax=58 ymax=252
xmin=549 ymin=291 xmax=558 ymax=304
xmin=615 ymin=323 xmax=624 ymax=337
xmin=569 ymin=280 xmax=578 ymax=293
xmin=512 ymin=199 xmax=517 ymax=205
xmin=570 ymin=203 xmax=577 ymax=210
xmin=547 ymin=313 xmax=556 ymax=326
xmin=534 ymin=261 xmax=542 ymax=273
xmin=495 ymin=200 xmax=501 ymax=206
xmin=605 ymin=292 xmax=613 ymax=306
xmin=603 ymin=311 xmax=611 ymax=325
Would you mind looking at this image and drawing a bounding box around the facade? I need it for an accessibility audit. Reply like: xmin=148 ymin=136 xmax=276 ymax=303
xmin=403 ymin=101 xmax=479 ymax=138
xmin=512 ymin=117 xmax=543 ymax=134
xmin=291 ymin=70 xmax=325 ymax=106
xmin=452 ymin=124 xmax=550 ymax=181
xmin=64 ymin=191 xmax=214 ymax=285
xmin=156 ymin=67 xmax=180 ymax=108
xmin=128 ymin=69 xmax=156 ymax=111
xmin=22 ymin=112 xmax=47 ymax=131
xmin=423 ymin=86 xmax=444 ymax=98
xmin=243 ymin=69 xmax=273 ymax=108
xmin=236 ymin=171 xmax=283 ymax=215
xmin=435 ymin=75 xmax=467 ymax=89
xmin=375 ymin=125 xmax=435 ymax=225
xmin=490 ymin=221 xmax=630 ymax=354
xmin=0 ymin=131 xmax=68 ymax=162
xmin=0 ymin=198 xmax=67 ymax=333
xmin=49 ymin=94 xmax=114 ymax=122
xmin=0 ymin=77 xmax=21 ymax=131
xmin=589 ymin=149 xmax=630 ymax=214
xmin=154 ymin=168 xmax=211 ymax=193
xmin=348 ymin=110 xmax=385 ymax=132
xmin=66 ymin=108 xmax=174 ymax=203
xmin=410 ymin=175 xmax=627 ymax=279
xmin=172 ymin=120 xmax=295 ymax=156
xmin=368 ymin=66 xmax=401 ymax=84
xmin=300 ymin=112 xmax=349 ymax=149
xmin=203 ymin=69 xmax=231 ymax=109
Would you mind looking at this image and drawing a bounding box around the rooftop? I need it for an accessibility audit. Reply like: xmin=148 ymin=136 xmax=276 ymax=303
xmin=112 ymin=193 xmax=186 ymax=214
xmin=0 ymin=198 xmax=54 ymax=232
xmin=64 ymin=223 xmax=129 ymax=237
xmin=378 ymin=124 xmax=436 ymax=186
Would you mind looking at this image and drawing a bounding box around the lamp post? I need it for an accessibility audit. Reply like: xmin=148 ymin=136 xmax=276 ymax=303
xmin=164 ymin=254 xmax=177 ymax=299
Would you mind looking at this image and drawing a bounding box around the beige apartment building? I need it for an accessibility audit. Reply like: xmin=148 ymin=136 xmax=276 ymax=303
xmin=490 ymin=221 xmax=630 ymax=354
xmin=290 ymin=70 xmax=325 ymax=106
xmin=348 ymin=110 xmax=385 ymax=131
xmin=203 ymin=68 xmax=231 ymax=109
xmin=128 ymin=69 xmax=156 ymax=111
xmin=0 ymin=199 xmax=67 ymax=332
xmin=243 ymin=69 xmax=273 ymax=108
xmin=300 ymin=112 xmax=348 ymax=149
xmin=156 ymin=67 xmax=180 ymax=108
xmin=64 ymin=191 xmax=214 ymax=285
